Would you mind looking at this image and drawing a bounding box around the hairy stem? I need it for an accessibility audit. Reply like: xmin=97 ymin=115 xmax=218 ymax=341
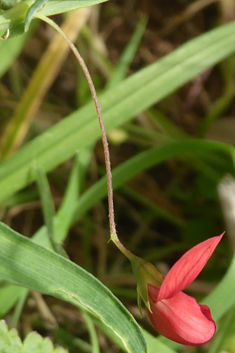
xmin=35 ymin=13 xmax=133 ymax=259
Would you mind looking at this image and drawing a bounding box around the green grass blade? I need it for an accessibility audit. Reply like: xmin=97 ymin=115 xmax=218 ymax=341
xmin=10 ymin=289 xmax=28 ymax=329
xmin=0 ymin=285 xmax=27 ymax=317
xmin=36 ymin=168 xmax=56 ymax=249
xmin=107 ymin=15 xmax=147 ymax=89
xmin=83 ymin=311 xmax=100 ymax=353
xmin=71 ymin=140 xmax=234 ymax=223
xmin=121 ymin=186 xmax=183 ymax=227
xmin=1 ymin=20 xmax=235 ymax=203
xmin=32 ymin=139 xmax=233 ymax=248
xmin=56 ymin=148 xmax=92 ymax=241
xmin=36 ymin=169 xmax=70 ymax=257
xmin=203 ymin=254 xmax=235 ymax=322
xmin=0 ymin=222 xmax=147 ymax=353
xmin=208 ymin=304 xmax=235 ymax=353
xmin=19 ymin=139 xmax=235 ymax=249
xmin=142 ymin=329 xmax=177 ymax=353
xmin=0 ymin=33 xmax=27 ymax=78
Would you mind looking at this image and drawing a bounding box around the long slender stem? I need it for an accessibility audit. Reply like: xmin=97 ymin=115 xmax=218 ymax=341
xmin=35 ymin=13 xmax=133 ymax=259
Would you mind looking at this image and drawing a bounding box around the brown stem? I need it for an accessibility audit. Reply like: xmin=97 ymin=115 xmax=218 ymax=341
xmin=63 ymin=30 xmax=117 ymax=240
xmin=36 ymin=14 xmax=134 ymax=259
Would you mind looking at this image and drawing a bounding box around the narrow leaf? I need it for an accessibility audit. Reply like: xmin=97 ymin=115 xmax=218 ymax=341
xmin=36 ymin=169 xmax=69 ymax=257
xmin=0 ymin=33 xmax=27 ymax=78
xmin=56 ymin=148 xmax=92 ymax=241
xmin=25 ymin=0 xmax=48 ymax=31
xmin=0 ymin=222 xmax=147 ymax=353
xmin=203 ymin=253 xmax=235 ymax=321
xmin=107 ymin=15 xmax=147 ymax=89
xmin=36 ymin=168 xmax=55 ymax=243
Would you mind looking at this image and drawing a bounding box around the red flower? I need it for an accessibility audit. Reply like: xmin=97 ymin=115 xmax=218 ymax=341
xmin=147 ymin=234 xmax=224 ymax=345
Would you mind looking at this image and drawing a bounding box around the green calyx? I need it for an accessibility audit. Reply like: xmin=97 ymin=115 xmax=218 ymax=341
xmin=110 ymin=234 xmax=164 ymax=312
xmin=130 ymin=255 xmax=164 ymax=312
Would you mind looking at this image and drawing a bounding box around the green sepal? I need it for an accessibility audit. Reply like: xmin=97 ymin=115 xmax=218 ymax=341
xmin=130 ymin=255 xmax=164 ymax=311
xmin=137 ymin=291 xmax=144 ymax=316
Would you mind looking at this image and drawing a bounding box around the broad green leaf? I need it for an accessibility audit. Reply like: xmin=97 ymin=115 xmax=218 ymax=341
xmin=26 ymin=0 xmax=105 ymax=31
xmin=0 ymin=222 xmax=147 ymax=353
xmin=0 ymin=0 xmax=108 ymax=36
xmin=1 ymin=20 xmax=235 ymax=202
xmin=40 ymin=0 xmax=109 ymax=17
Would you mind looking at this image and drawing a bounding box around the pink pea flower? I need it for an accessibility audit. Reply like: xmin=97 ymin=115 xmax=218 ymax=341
xmin=147 ymin=233 xmax=224 ymax=346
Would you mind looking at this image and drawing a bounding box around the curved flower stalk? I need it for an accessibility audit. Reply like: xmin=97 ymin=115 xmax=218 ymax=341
xmin=146 ymin=233 xmax=224 ymax=345
xmin=34 ymin=15 xmax=224 ymax=346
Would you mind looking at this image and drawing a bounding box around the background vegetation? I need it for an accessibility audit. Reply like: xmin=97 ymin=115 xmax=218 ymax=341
xmin=0 ymin=0 xmax=235 ymax=352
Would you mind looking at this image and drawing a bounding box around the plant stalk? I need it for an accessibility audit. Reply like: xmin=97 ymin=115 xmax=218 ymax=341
xmin=35 ymin=13 xmax=134 ymax=260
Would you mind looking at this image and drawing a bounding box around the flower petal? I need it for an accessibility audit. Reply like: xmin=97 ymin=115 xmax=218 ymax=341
xmin=148 ymin=286 xmax=216 ymax=346
xmin=158 ymin=233 xmax=224 ymax=301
